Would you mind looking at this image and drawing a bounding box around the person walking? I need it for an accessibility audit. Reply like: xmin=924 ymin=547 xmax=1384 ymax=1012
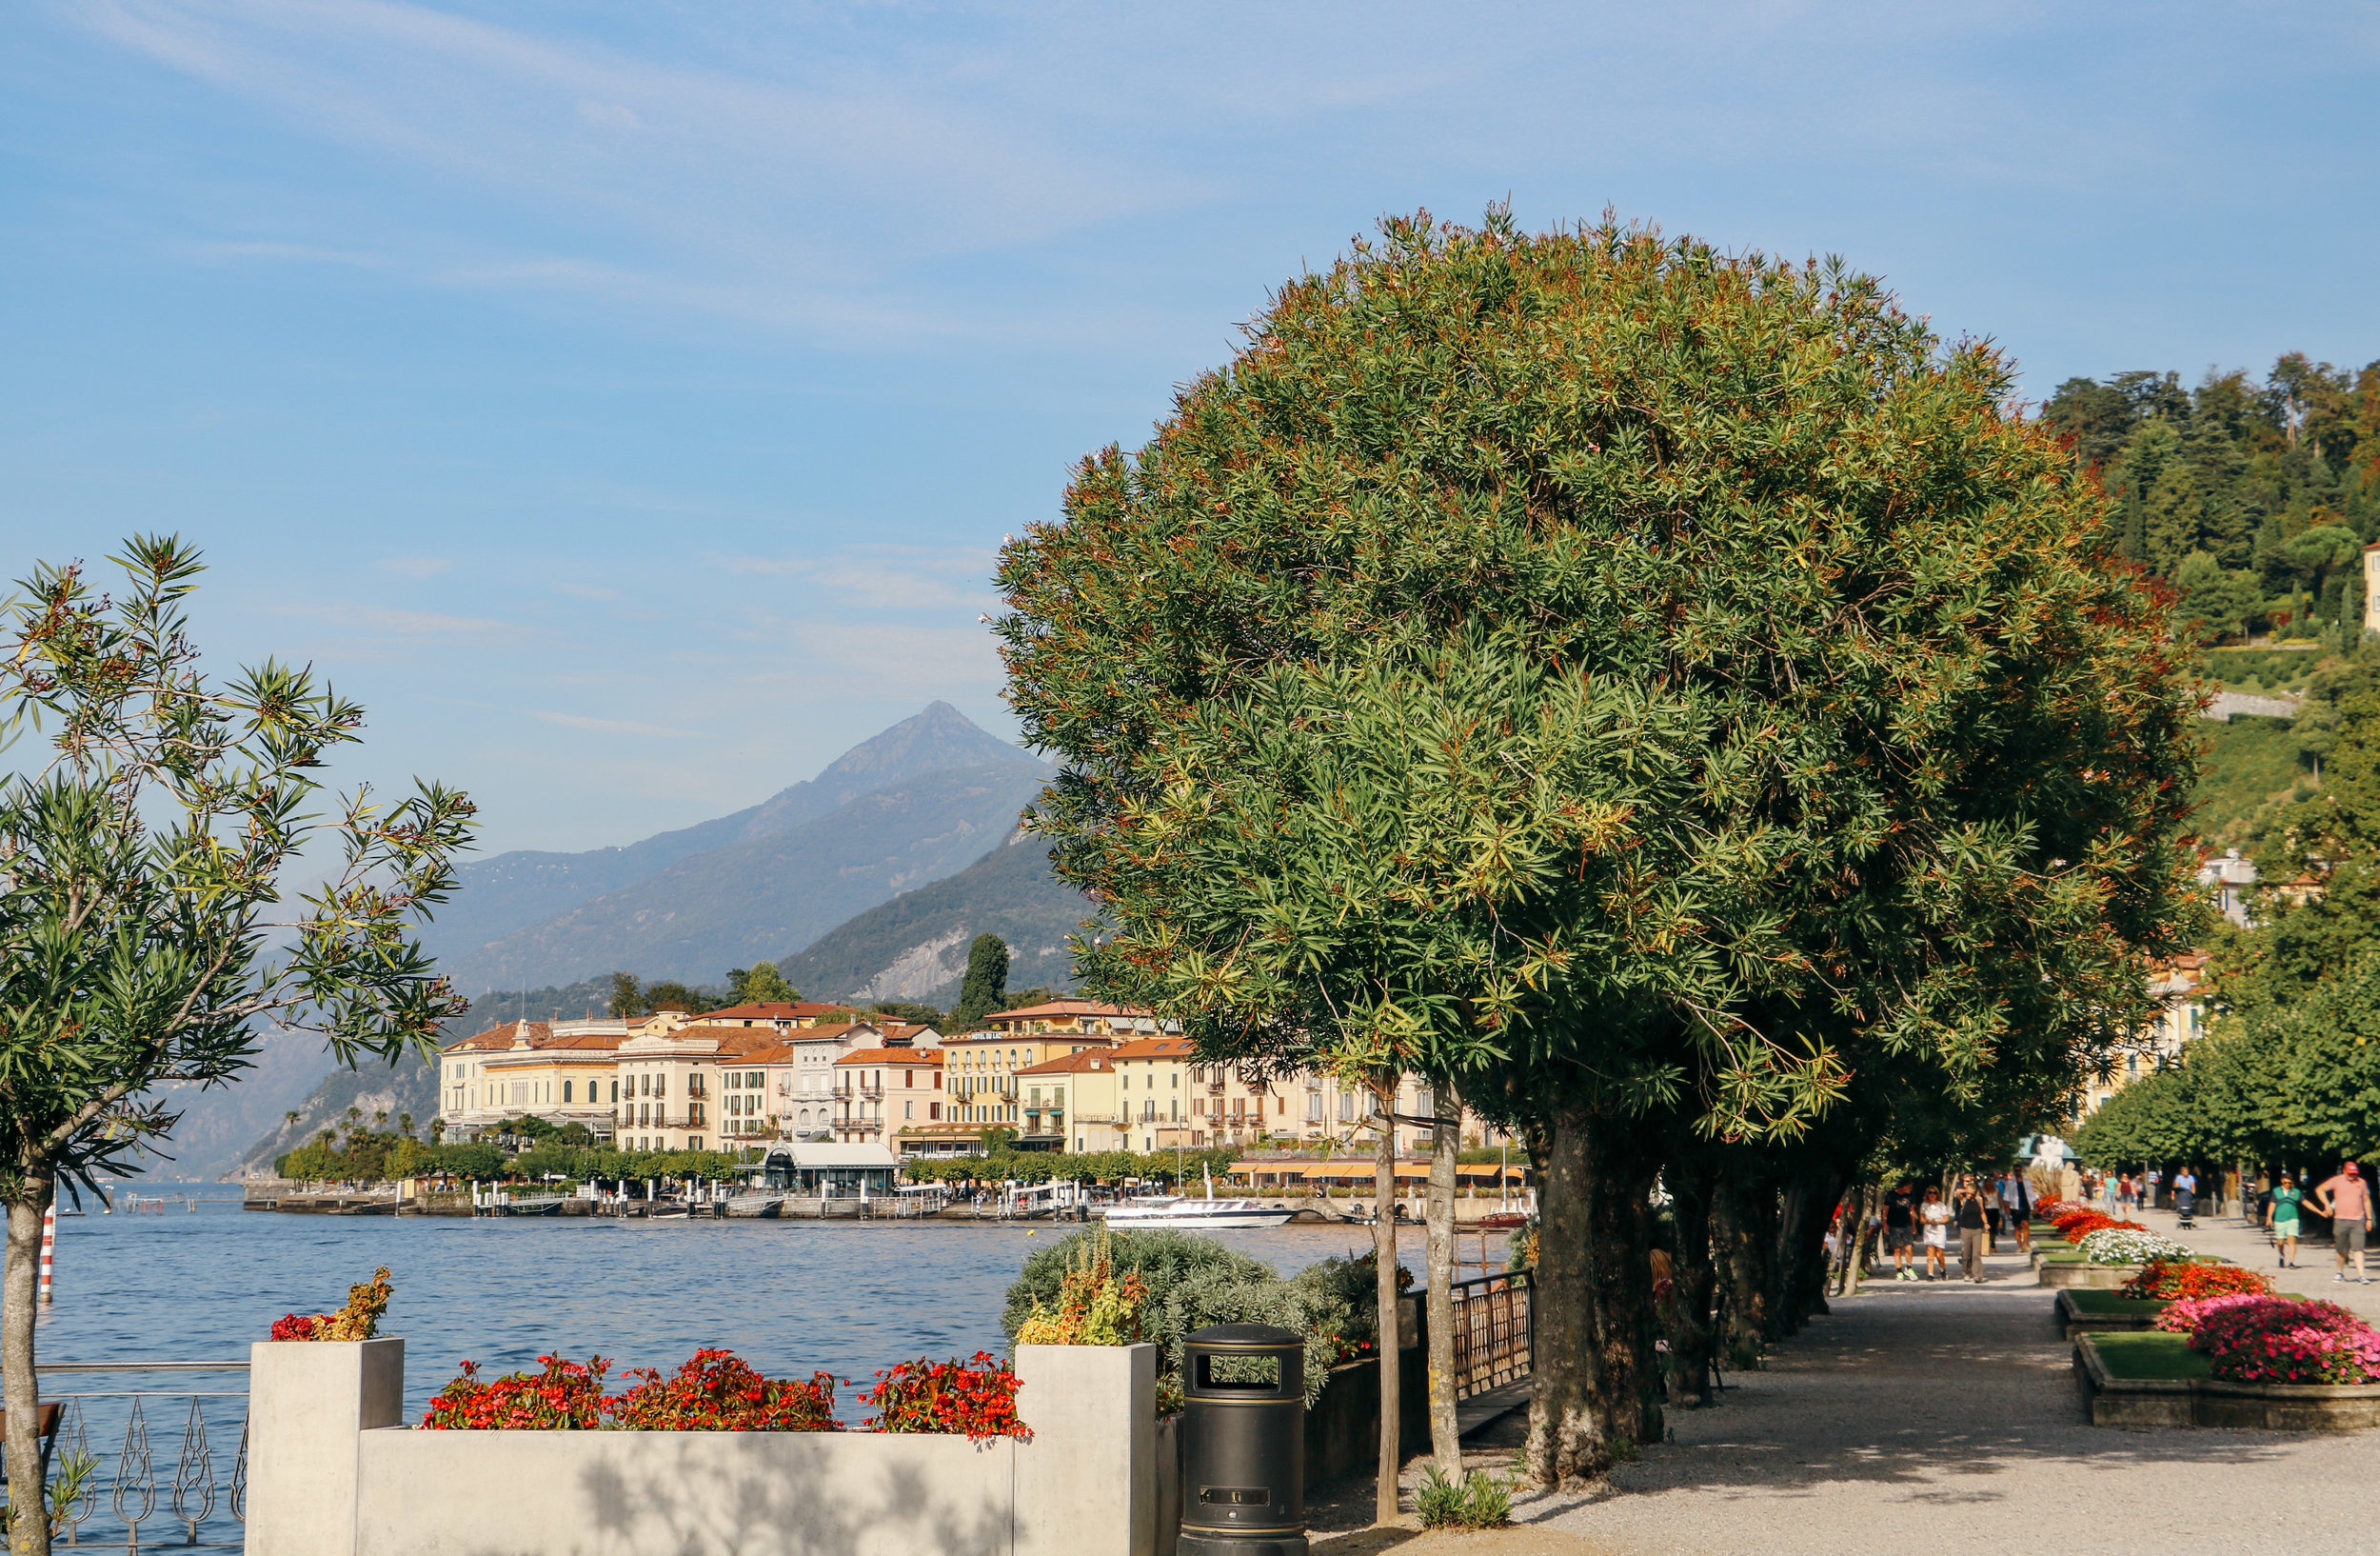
xmin=1956 ymin=1180 xmax=1991 ymax=1282
xmin=1982 ymin=1175 xmax=2004 ymax=1253
xmin=2268 ymin=1172 xmax=2304 ymax=1268
xmin=1920 ymin=1187 xmax=1954 ymax=1280
xmin=2146 ymin=1166 xmax=2162 ymax=1210
xmin=2002 ymin=1168 xmax=2032 ymax=1252
xmin=2173 ymin=1165 xmax=2198 ymax=1226
xmin=2311 ymin=1163 xmax=2373 ymax=1284
xmin=1884 ymin=1181 xmax=1918 ymax=1280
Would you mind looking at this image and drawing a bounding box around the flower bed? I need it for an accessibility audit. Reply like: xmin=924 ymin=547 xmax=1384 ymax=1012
xmin=2190 ymin=1299 xmax=2380 ymax=1386
xmin=423 ymin=1349 xmax=843 ymax=1431
xmin=865 ymin=1352 xmax=1030 ymax=1442
xmin=2075 ymin=1227 xmax=2194 ymax=1265
xmin=2121 ymin=1259 xmax=2272 ymax=1303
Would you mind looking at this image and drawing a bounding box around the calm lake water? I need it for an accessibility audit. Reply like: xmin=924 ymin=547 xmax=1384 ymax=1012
xmin=28 ymin=1187 xmax=1423 ymax=1421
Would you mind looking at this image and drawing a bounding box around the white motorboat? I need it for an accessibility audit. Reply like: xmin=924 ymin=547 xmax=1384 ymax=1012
xmin=1100 ymin=1195 xmax=1294 ymax=1229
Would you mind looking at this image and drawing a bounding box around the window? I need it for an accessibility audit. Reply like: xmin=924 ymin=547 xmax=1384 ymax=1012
xmin=1171 ymin=1071 xmax=1179 ymax=1088
xmin=930 ymin=1102 xmax=941 ymax=1120
xmin=610 ymin=1081 xmax=619 ymax=1104
xmin=1307 ymin=1094 xmax=1322 ymax=1123
xmin=1339 ymin=1093 xmax=1353 ymax=1122
xmin=905 ymin=1102 xmax=915 ymax=1119
xmin=563 ymin=1080 xmax=573 ymax=1103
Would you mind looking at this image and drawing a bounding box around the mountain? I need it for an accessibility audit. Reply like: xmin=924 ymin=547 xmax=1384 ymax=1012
xmin=776 ymin=829 xmax=1093 ymax=1007
xmin=421 ymin=702 xmax=1040 ymax=990
xmin=129 ymin=1033 xmax=344 ymax=1181
xmin=437 ymin=763 xmax=1051 ymax=992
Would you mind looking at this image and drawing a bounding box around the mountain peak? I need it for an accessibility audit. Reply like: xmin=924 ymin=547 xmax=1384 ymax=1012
xmin=813 ymin=702 xmax=1033 ymax=790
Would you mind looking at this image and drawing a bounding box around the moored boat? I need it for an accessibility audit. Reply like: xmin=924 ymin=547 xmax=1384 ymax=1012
xmin=1099 ymin=1195 xmax=1294 ymax=1229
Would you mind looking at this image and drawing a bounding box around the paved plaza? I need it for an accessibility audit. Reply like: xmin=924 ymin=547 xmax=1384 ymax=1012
xmin=1317 ymin=1212 xmax=2375 ymax=1556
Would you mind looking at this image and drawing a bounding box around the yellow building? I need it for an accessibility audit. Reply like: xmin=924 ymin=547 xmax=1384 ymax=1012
xmin=2075 ymin=950 xmax=2211 ymax=1120
xmin=437 ymin=1020 xmax=626 ymax=1141
xmin=1015 ymin=1048 xmax=1127 ymax=1153
xmin=941 ymin=1026 xmax=1121 ymax=1130
xmin=980 ymin=998 xmax=1163 ymax=1040
xmin=612 ymin=1025 xmax=783 ymax=1153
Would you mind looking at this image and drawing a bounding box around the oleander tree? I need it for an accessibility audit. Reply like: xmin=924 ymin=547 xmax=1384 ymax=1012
xmin=996 ymin=211 xmax=2198 ymax=1489
xmin=0 ymin=538 xmax=474 ymax=1556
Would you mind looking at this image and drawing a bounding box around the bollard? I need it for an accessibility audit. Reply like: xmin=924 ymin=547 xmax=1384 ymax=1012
xmin=1180 ymin=1324 xmax=1306 ymax=1556
xmin=38 ymin=1200 xmax=54 ymax=1304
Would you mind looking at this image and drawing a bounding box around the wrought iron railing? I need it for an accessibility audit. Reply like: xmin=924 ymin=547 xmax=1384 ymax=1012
xmin=19 ymin=1362 xmax=248 ymax=1550
xmin=1447 ymin=1269 xmax=1532 ymax=1399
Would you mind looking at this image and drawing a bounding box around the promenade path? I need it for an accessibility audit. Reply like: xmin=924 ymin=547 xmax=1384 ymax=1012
xmin=1315 ymin=1230 xmax=2374 ymax=1556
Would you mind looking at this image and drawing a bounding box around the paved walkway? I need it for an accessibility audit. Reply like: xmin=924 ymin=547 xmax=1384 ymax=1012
xmin=2132 ymin=1201 xmax=2380 ymax=1322
xmin=1316 ymin=1231 xmax=2377 ymax=1556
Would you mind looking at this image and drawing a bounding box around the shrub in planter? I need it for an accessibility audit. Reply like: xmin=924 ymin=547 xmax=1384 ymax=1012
xmin=2053 ymin=1211 xmax=2135 ymax=1243
xmin=1013 ymin=1232 xmax=1148 ymax=1346
xmin=2120 ymin=1259 xmax=2271 ymax=1303
xmin=2074 ymin=1227 xmax=2193 ymax=1265
xmin=269 ymin=1267 xmax=393 ymax=1341
xmin=2189 ymin=1299 xmax=2380 ymax=1386
xmin=865 ymin=1352 xmax=1030 ymax=1442
xmin=2154 ymin=1292 xmax=2275 ymax=1335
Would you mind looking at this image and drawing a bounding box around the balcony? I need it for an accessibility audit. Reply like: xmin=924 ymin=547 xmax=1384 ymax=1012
xmin=842 ymin=1085 xmax=884 ymax=1102
xmin=838 ymin=1118 xmax=883 ymax=1137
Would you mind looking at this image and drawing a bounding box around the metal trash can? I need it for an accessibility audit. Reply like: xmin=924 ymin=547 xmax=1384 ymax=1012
xmin=1180 ymin=1323 xmax=1306 ymax=1556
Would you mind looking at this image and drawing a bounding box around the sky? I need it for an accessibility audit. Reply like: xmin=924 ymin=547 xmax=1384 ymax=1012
xmin=6 ymin=1 xmax=2377 ymax=857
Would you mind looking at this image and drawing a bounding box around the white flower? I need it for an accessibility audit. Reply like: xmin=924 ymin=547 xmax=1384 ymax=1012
xmin=2077 ymin=1227 xmax=2194 ymax=1265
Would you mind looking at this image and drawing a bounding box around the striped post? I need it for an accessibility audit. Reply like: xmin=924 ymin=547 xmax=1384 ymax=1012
xmin=38 ymin=1199 xmax=56 ymax=1304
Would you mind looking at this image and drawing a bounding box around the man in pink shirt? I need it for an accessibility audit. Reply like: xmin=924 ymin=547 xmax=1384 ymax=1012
xmin=2311 ymin=1163 xmax=2373 ymax=1284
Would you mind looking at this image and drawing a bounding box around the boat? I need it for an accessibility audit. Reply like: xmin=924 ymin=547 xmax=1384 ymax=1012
xmin=722 ymin=1195 xmax=784 ymax=1219
xmin=1100 ymin=1196 xmax=1294 ymax=1229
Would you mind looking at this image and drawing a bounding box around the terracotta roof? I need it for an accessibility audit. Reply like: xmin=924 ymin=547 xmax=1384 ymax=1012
xmin=836 ymin=1047 xmax=944 ymax=1067
xmin=983 ymin=998 xmax=1150 ymax=1023
xmin=1016 ymin=1049 xmax=1115 ymax=1076
xmin=942 ymin=1029 xmax=1117 ymax=1049
xmin=1108 ymin=1037 xmax=1196 ymax=1060
xmin=443 ymin=1020 xmax=550 ymax=1053
xmin=694 ymin=1001 xmax=847 ymax=1024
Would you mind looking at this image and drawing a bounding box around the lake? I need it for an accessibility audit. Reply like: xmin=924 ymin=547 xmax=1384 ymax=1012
xmin=29 ymin=1187 xmax=1425 ymax=1419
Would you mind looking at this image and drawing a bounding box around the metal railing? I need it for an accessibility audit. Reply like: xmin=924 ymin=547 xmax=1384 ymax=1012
xmin=1447 ymin=1269 xmax=1532 ymax=1399
xmin=19 ymin=1362 xmax=249 ymax=1550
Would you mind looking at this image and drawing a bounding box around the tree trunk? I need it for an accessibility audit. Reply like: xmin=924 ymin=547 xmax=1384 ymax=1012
xmin=1524 ymin=1100 xmax=1662 ymax=1486
xmin=1710 ymin=1175 xmax=1774 ymax=1370
xmin=1834 ymin=1184 xmax=1878 ymax=1298
xmin=1371 ymin=1078 xmax=1401 ymax=1526
xmin=1425 ymin=1096 xmax=1459 ymax=1476
xmin=1658 ymin=1152 xmax=1717 ymax=1408
xmin=6 ymin=1172 xmax=56 ymax=1556
xmin=1773 ymin=1171 xmax=1841 ymax=1336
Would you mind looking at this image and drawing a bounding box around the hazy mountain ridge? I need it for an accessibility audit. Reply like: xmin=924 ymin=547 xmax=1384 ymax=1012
xmin=438 ymin=763 xmax=1051 ymax=992
xmin=776 ymin=831 xmax=1092 ymax=1008
xmin=422 ymin=702 xmax=1040 ymax=988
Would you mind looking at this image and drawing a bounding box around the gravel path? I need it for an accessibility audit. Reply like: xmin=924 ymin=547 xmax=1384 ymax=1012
xmin=2135 ymin=1201 xmax=2380 ymax=1321
xmin=1317 ymin=1234 xmax=2376 ymax=1556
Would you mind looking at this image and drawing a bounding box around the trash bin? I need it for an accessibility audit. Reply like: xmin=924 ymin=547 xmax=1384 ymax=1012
xmin=1180 ymin=1324 xmax=1306 ymax=1556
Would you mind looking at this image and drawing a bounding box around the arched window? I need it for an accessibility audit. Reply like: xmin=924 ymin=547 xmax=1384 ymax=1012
xmin=562 ymin=1080 xmax=573 ymax=1103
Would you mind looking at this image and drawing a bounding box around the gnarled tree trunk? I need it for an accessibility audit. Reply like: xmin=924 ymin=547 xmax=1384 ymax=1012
xmin=7 ymin=1169 xmax=57 ymax=1556
xmin=1525 ymin=1100 xmax=1662 ymax=1486
xmin=1773 ymin=1171 xmax=1842 ymax=1336
xmin=1658 ymin=1150 xmax=1718 ymax=1408
xmin=1711 ymin=1174 xmax=1775 ymax=1371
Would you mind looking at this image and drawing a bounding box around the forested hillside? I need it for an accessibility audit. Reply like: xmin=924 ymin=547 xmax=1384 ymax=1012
xmin=2042 ymin=354 xmax=2380 ymax=643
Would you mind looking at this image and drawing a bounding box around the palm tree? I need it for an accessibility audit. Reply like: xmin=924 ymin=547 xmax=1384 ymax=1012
xmin=345 ymin=1107 xmax=364 ymax=1124
xmin=373 ymin=1110 xmax=388 ymax=1126
xmin=397 ymin=1112 xmax=414 ymax=1137
xmin=284 ymin=1110 xmax=301 ymax=1128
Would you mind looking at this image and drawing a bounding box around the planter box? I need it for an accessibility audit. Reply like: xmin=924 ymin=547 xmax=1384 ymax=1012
xmin=2055 ymin=1290 xmax=2167 ymax=1338
xmin=248 ymin=1339 xmax=1158 ymax=1556
xmin=2074 ymin=1336 xmax=2380 ymax=1432
xmin=2039 ymin=1260 xmax=2145 ymax=1289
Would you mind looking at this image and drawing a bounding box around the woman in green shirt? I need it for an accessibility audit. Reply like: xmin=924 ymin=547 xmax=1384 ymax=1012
xmin=2269 ymin=1173 xmax=2303 ymax=1267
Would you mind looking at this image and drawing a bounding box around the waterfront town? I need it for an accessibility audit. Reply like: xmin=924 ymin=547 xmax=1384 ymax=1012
xmin=434 ymin=993 xmax=1518 ymax=1181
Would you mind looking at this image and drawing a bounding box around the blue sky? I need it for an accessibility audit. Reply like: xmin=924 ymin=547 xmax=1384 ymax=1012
xmin=6 ymin=1 xmax=2377 ymax=856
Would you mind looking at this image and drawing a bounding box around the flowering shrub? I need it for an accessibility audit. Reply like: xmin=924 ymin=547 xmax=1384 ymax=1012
xmin=865 ymin=1352 xmax=1030 ymax=1442
xmin=2076 ymin=1227 xmax=2194 ymax=1265
xmin=2119 ymin=1259 xmax=2272 ymax=1303
xmin=2190 ymin=1299 xmax=2380 ymax=1386
xmin=608 ymin=1349 xmax=840 ymax=1430
xmin=1014 ymin=1234 xmax=1148 ymax=1347
xmin=270 ymin=1267 xmax=393 ymax=1342
xmin=2035 ymin=1199 xmax=2086 ymax=1221
xmin=420 ymin=1348 xmax=838 ymax=1431
xmin=2154 ymin=1292 xmax=2273 ymax=1335
xmin=423 ymin=1355 xmax=610 ymax=1429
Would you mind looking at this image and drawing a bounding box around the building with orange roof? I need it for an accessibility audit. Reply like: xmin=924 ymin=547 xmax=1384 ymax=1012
xmin=692 ymin=1001 xmax=854 ymax=1030
xmin=832 ymin=1047 xmax=945 ymax=1147
xmin=942 ymin=1022 xmax=1128 ymax=1141
xmin=2073 ymin=949 xmax=2214 ymax=1121
xmin=1010 ymin=1047 xmax=1127 ymax=1153
xmin=436 ymin=1018 xmax=628 ymax=1142
xmin=978 ymin=998 xmax=1164 ymax=1039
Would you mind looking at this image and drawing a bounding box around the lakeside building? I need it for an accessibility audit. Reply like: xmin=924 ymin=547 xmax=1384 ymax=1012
xmin=1013 ymin=1047 xmax=1126 ymax=1153
xmin=832 ymin=1046 xmax=946 ymax=1145
xmin=438 ymin=1019 xmax=628 ymax=1142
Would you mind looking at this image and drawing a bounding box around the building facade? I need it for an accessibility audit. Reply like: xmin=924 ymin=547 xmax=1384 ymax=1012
xmin=832 ymin=1047 xmax=945 ymax=1145
xmin=437 ymin=1019 xmax=627 ymax=1142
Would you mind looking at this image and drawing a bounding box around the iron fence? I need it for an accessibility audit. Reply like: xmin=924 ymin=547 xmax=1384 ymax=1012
xmin=1447 ymin=1268 xmax=1532 ymax=1399
xmin=13 ymin=1363 xmax=248 ymax=1551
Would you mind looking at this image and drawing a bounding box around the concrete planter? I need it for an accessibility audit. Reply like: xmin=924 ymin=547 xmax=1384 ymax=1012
xmin=2054 ymin=1290 xmax=2163 ymax=1338
xmin=2073 ymin=1336 xmax=2380 ymax=1432
xmin=2038 ymin=1260 xmax=2144 ymax=1289
xmin=248 ymin=1337 xmax=1158 ymax=1556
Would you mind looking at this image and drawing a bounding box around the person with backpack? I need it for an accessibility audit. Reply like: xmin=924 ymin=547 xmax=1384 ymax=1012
xmin=1883 ymin=1181 xmax=1918 ymax=1281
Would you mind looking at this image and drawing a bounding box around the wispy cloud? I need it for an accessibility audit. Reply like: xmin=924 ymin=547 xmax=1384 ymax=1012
xmin=272 ymin=601 xmax=512 ymax=637
xmin=722 ymin=544 xmax=999 ymax=612
xmin=376 ymin=556 xmax=451 ymax=580
xmin=532 ymin=709 xmax=702 ymax=740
